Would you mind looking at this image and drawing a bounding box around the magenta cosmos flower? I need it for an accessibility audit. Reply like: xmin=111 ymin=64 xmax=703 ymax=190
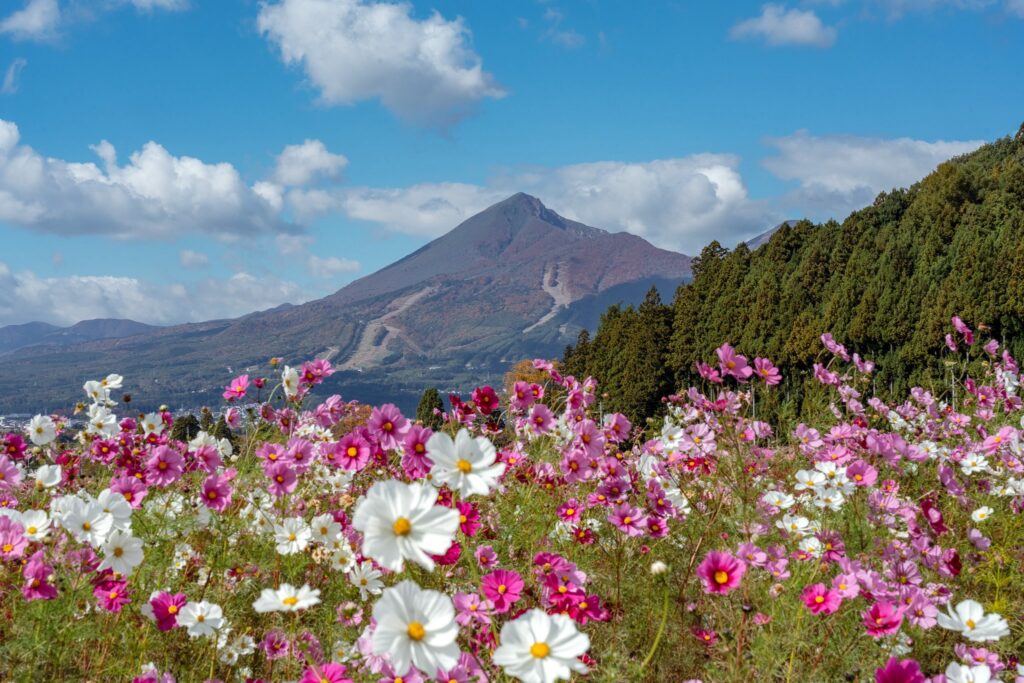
xmin=716 ymin=343 xmax=753 ymax=381
xmin=801 ymin=583 xmax=841 ymax=615
xmin=265 ymin=462 xmax=298 ymax=497
xmin=201 ymin=470 xmax=235 ymax=512
xmin=223 ymin=374 xmax=249 ymax=402
xmin=150 ymin=591 xmax=188 ymax=631
xmin=481 ymin=569 xmax=524 ymax=613
xmin=300 ymin=663 xmax=352 ymax=683
xmin=335 ymin=432 xmax=371 ymax=471
xmin=367 ymin=403 xmax=409 ymax=450
xmin=608 ymin=502 xmax=647 ymax=537
xmin=696 ymin=551 xmax=745 ymax=595
xmin=875 ymin=657 xmax=925 ymax=683
xmin=753 ymin=357 xmax=782 ymax=385
xmin=863 ymin=601 xmax=904 ymax=638
xmin=22 ymin=551 xmax=58 ymax=601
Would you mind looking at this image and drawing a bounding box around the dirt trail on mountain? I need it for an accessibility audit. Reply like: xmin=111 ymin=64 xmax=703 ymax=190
xmin=524 ymin=262 xmax=572 ymax=333
xmin=339 ymin=286 xmax=436 ymax=370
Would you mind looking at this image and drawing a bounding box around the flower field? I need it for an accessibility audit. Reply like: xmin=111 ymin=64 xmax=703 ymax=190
xmin=1 ymin=317 xmax=1023 ymax=683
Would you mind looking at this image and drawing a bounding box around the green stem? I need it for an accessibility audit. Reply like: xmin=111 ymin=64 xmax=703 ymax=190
xmin=639 ymin=585 xmax=670 ymax=670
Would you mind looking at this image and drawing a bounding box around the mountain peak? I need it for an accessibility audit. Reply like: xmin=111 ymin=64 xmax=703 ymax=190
xmin=484 ymin=192 xmax=569 ymax=231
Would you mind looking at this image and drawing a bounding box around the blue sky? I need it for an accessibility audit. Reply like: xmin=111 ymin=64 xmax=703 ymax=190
xmin=1 ymin=0 xmax=1022 ymax=327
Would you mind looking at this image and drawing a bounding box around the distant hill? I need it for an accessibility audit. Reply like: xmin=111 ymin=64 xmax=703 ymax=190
xmin=0 ymin=319 xmax=159 ymax=354
xmin=563 ymin=122 xmax=1024 ymax=424
xmin=0 ymin=193 xmax=693 ymax=414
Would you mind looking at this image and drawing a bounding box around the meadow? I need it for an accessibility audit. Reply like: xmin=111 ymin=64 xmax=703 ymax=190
xmin=0 ymin=316 xmax=1021 ymax=683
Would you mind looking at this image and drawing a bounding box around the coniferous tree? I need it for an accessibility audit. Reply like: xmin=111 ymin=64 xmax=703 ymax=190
xmin=416 ymin=387 xmax=445 ymax=429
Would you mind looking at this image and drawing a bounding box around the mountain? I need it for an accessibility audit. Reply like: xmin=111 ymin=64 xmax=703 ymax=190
xmin=0 ymin=194 xmax=691 ymax=414
xmin=745 ymin=220 xmax=800 ymax=250
xmin=563 ymin=122 xmax=1024 ymax=424
xmin=0 ymin=319 xmax=159 ymax=354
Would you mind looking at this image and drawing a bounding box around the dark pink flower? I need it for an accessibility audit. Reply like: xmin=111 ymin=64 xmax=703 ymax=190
xmin=265 ymin=462 xmax=297 ymax=497
xmin=367 ymin=404 xmax=409 ymax=451
xmin=150 ymin=591 xmax=187 ymax=631
xmin=875 ymin=657 xmax=925 ymax=683
xmin=754 ymin=357 xmax=782 ymax=385
xmin=800 ymin=583 xmax=841 ymax=615
xmin=223 ymin=374 xmax=249 ymax=402
xmin=696 ymin=550 xmax=745 ymax=595
xmin=481 ymin=569 xmax=524 ymax=613
xmin=863 ymin=601 xmax=904 ymax=638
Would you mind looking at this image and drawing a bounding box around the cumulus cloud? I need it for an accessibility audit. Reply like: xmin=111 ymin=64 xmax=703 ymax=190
xmin=178 ymin=249 xmax=209 ymax=270
xmin=2 ymin=59 xmax=27 ymax=95
xmin=330 ymin=157 xmax=775 ymax=255
xmin=762 ymin=130 xmax=985 ymax=218
xmin=0 ymin=0 xmax=60 ymax=42
xmin=730 ymin=4 xmax=837 ymax=47
xmin=257 ymin=0 xmax=505 ymax=127
xmin=308 ymin=255 xmax=360 ymax=279
xmin=0 ymin=118 xmax=292 ymax=239
xmin=273 ymin=139 xmax=348 ymax=186
xmin=541 ymin=7 xmax=585 ymax=48
xmin=0 ymin=262 xmax=309 ymax=327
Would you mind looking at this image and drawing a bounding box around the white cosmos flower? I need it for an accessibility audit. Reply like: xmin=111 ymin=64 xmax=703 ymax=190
xmin=352 ymin=480 xmax=459 ymax=572
xmin=85 ymin=405 xmax=118 ymax=438
xmin=370 ymin=580 xmax=460 ymax=676
xmin=33 ymin=464 xmax=62 ymax=489
xmin=83 ymin=380 xmax=111 ymax=404
xmin=98 ymin=529 xmax=145 ymax=576
xmin=140 ymin=412 xmax=164 ymax=435
xmin=282 ymin=365 xmax=300 ymax=398
xmin=62 ymin=498 xmax=114 ymax=547
xmin=273 ymin=517 xmax=312 ymax=555
xmin=311 ymin=513 xmax=341 ymax=545
xmin=178 ymin=600 xmax=224 ymax=638
xmin=763 ymin=491 xmax=795 ymax=510
xmin=20 ymin=509 xmax=50 ymax=541
xmin=493 ymin=608 xmax=590 ymax=683
xmin=813 ymin=488 xmax=845 ymax=511
xmin=27 ymin=415 xmax=57 ymax=446
xmin=936 ymin=599 xmax=1010 ymax=642
xmin=101 ymin=373 xmax=124 ymax=390
xmin=96 ymin=488 xmax=133 ymax=532
xmin=252 ymin=583 xmax=321 ymax=613
xmin=944 ymin=662 xmax=992 ymax=683
xmin=427 ymin=429 xmax=506 ymax=497
xmin=794 ymin=469 xmax=826 ymax=492
xmin=348 ymin=560 xmax=383 ymax=600
xmin=960 ymin=455 xmax=989 ymax=475
xmin=970 ymin=506 xmax=993 ymax=523
xmin=331 ymin=545 xmax=357 ymax=573
xmin=777 ymin=514 xmax=812 ymax=537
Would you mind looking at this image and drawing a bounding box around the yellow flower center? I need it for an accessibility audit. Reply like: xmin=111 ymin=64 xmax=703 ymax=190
xmin=407 ymin=622 xmax=426 ymax=641
xmin=282 ymin=596 xmax=299 ymax=606
xmin=1 ymin=543 xmax=12 ymax=553
xmin=565 ymin=508 xmax=575 ymax=516
xmin=814 ymin=595 xmax=824 ymax=604
xmin=393 ymin=517 xmax=412 ymax=536
xmin=714 ymin=570 xmax=729 ymax=585
xmin=27 ymin=526 xmax=37 ymax=534
xmin=965 ymin=619 xmax=976 ymax=629
xmin=456 ymin=459 xmax=472 ymax=473
xmin=498 ymin=584 xmax=507 ymax=594
xmin=168 ymin=605 xmax=178 ymax=614
xmin=82 ymin=522 xmax=92 ymax=531
xmin=347 ymin=447 xmax=358 ymax=457
xmin=530 ymin=642 xmax=550 ymax=659
xmin=113 ymin=547 xmax=124 ymax=557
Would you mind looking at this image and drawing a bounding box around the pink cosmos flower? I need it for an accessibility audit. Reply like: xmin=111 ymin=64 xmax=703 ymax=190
xmin=801 ymin=583 xmax=841 ymax=615
xmin=367 ymin=403 xmax=409 ymax=451
xmin=481 ymin=569 xmax=524 ymax=613
xmin=3 ymin=433 xmax=27 ymax=460
xmin=265 ymin=462 xmax=297 ymax=497
xmin=557 ymin=499 xmax=583 ymax=523
xmin=846 ymin=460 xmax=878 ymax=487
xmin=696 ymin=361 xmax=723 ymax=384
xmin=952 ymin=315 xmax=974 ymax=345
xmin=754 ymin=357 xmax=782 ymax=385
xmin=453 ymin=591 xmax=492 ymax=626
xmin=224 ymin=407 xmax=242 ymax=429
xmin=223 ymin=374 xmax=249 ymax=402
xmin=696 ymin=551 xmax=745 ymax=595
xmin=820 ymin=333 xmax=850 ymax=361
xmin=863 ymin=601 xmax=904 ymax=637
xmin=0 ymin=455 xmax=22 ymax=489
xmin=285 ymin=437 xmax=315 ymax=472
xmin=111 ymin=475 xmax=148 ymax=508
xmin=716 ymin=343 xmax=753 ymax=381
xmin=401 ymin=425 xmax=433 ymax=477
xmin=0 ymin=519 xmax=27 ymax=561
xmin=95 ymin=579 xmax=131 ymax=613
xmin=475 ymin=545 xmax=498 ymax=569
xmin=201 ymin=470 xmax=235 ymax=512
xmin=300 ymin=663 xmax=352 ymax=683
xmin=456 ymin=501 xmax=481 ymax=536
xmin=875 ymin=657 xmax=925 ymax=683
xmin=21 ymin=551 xmax=57 ymax=601
xmin=528 ymin=404 xmax=555 ymax=434
xmin=510 ymin=380 xmax=536 ymax=411
xmin=150 ymin=591 xmax=188 ymax=631
xmin=261 ymin=629 xmax=290 ymax=660
xmin=335 ymin=432 xmax=371 ymax=471
xmin=256 ymin=443 xmax=289 ymax=469
xmin=608 ymin=502 xmax=647 ymax=537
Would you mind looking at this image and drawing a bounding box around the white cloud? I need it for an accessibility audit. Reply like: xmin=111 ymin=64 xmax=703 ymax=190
xmin=762 ymin=130 xmax=985 ymax=218
xmin=178 ymin=249 xmax=209 ymax=269
xmin=257 ymin=0 xmax=505 ymax=127
xmin=0 ymin=262 xmax=309 ymax=326
xmin=128 ymin=0 xmax=189 ymax=9
xmin=0 ymin=0 xmax=60 ymax=42
xmin=2 ymin=59 xmax=27 ymax=95
xmin=1005 ymin=0 xmax=1024 ymax=15
xmin=0 ymin=118 xmax=292 ymax=239
xmin=332 ymin=157 xmax=774 ymax=255
xmin=542 ymin=7 xmax=585 ymax=48
xmin=308 ymin=255 xmax=360 ymax=279
xmin=273 ymin=139 xmax=348 ymax=186
xmin=730 ymin=4 xmax=837 ymax=47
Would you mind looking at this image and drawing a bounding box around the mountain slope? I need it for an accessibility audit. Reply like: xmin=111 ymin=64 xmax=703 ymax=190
xmin=0 ymin=194 xmax=692 ymax=413
xmin=0 ymin=319 xmax=159 ymax=354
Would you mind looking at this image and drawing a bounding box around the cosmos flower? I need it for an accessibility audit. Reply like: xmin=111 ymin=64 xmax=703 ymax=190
xmin=352 ymin=480 xmax=459 ymax=572
xmin=98 ymin=529 xmax=145 ymax=577
xmin=177 ymin=600 xmax=224 ymax=638
xmin=370 ymin=580 xmax=460 ymax=676
xmin=696 ymin=551 xmax=745 ymax=595
xmin=937 ymin=600 xmax=1010 ymax=643
xmin=427 ymin=429 xmax=505 ymax=498
xmin=253 ymin=583 xmax=322 ymax=613
xmin=492 ymin=609 xmax=590 ymax=683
